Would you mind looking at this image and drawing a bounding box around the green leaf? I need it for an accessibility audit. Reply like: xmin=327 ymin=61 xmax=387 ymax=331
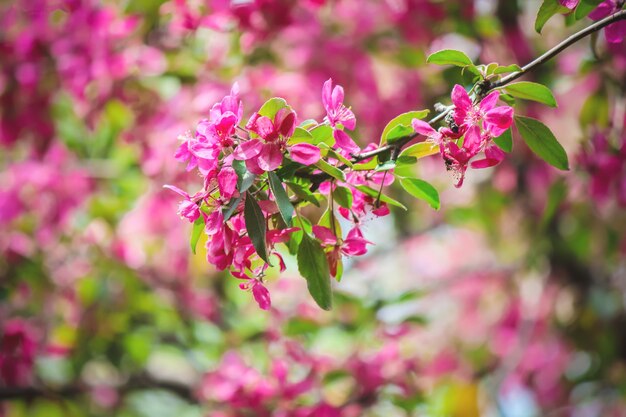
xmin=244 ymin=192 xmax=270 ymax=264
xmin=232 ymin=160 xmax=256 ymax=193
xmin=386 ymin=124 xmax=414 ymax=144
xmin=492 ymin=64 xmax=522 ymax=75
xmin=493 ymin=128 xmax=513 ymax=153
xmin=333 ymin=185 xmax=353 ymax=209
xmin=310 ymin=125 xmax=335 ymax=146
xmin=535 ymin=0 xmax=570 ymax=33
xmin=352 ymin=159 xmax=378 ymax=171
xmin=375 ymin=160 xmax=396 ymax=172
xmin=299 ymin=119 xmax=318 ymax=129
xmin=575 ymin=0 xmax=603 ymax=20
xmin=399 ymin=178 xmax=440 ymax=210
xmin=315 ymin=160 xmax=346 ymax=181
xmin=222 ymin=195 xmax=243 ymax=221
xmin=288 ymin=127 xmax=314 ymax=144
xmin=285 ymin=181 xmax=320 ymax=207
xmin=399 ymin=142 xmax=440 ymax=160
xmin=318 ymin=208 xmax=342 ymax=238
xmin=579 ymin=92 xmax=609 ymax=128
xmin=354 ymin=185 xmax=407 ymax=210
xmin=319 ymin=143 xmax=353 ymax=167
xmin=190 ymin=216 xmax=204 ymax=255
xmin=426 ymin=49 xmax=474 ymax=67
xmin=380 ymin=110 xmax=429 ymax=145
xmin=394 ymin=156 xmax=417 ymax=178
xmin=258 ymin=97 xmax=290 ymax=119
xmin=504 ymin=82 xmax=557 ymax=107
xmin=515 ymin=116 xmax=569 ymax=170
xmin=268 ymin=172 xmax=294 ymax=227
xmin=297 ymin=233 xmax=333 ymax=310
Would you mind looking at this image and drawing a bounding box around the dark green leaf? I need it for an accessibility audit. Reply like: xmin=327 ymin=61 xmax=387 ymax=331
xmin=244 ymin=192 xmax=270 ymax=264
xmin=399 ymin=178 xmax=440 ymax=210
xmin=268 ymin=172 xmax=294 ymax=227
xmin=504 ymin=82 xmax=557 ymax=107
xmin=515 ymin=116 xmax=569 ymax=170
xmin=297 ymin=233 xmax=333 ymax=310
xmin=222 ymin=195 xmax=243 ymax=221
xmin=233 ymin=160 xmax=256 ymax=193
xmin=190 ymin=216 xmax=204 ymax=255
xmin=493 ymin=128 xmax=513 ymax=153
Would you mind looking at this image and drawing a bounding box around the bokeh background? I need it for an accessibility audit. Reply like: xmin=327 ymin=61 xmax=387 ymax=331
xmin=1 ymin=0 xmax=626 ymax=416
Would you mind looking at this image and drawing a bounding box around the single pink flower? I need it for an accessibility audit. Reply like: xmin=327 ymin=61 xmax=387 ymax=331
xmin=313 ymin=225 xmax=371 ymax=277
xmin=234 ymin=108 xmax=319 ymax=172
xmin=322 ymin=78 xmax=356 ymax=130
xmin=322 ymin=78 xmax=360 ymax=154
xmin=451 ymin=85 xmax=513 ymax=136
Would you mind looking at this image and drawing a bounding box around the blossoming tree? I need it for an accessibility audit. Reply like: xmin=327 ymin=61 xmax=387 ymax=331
xmin=1 ymin=0 xmax=626 ymax=416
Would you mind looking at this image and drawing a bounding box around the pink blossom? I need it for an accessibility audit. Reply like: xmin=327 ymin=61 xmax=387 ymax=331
xmin=234 ymin=108 xmax=313 ymax=173
xmin=0 ymin=319 xmax=36 ymax=386
xmin=322 ymin=78 xmax=359 ymax=154
xmin=589 ymin=1 xmax=626 ymax=44
xmin=313 ymin=225 xmax=371 ymax=276
xmin=452 ymin=86 xmax=513 ymax=136
xmin=163 ymin=185 xmax=201 ymax=222
xmin=560 ymin=0 xmax=579 ymax=9
xmin=440 ymin=125 xmax=483 ymax=188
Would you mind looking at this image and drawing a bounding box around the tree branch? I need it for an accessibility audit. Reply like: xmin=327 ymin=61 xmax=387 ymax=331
xmin=491 ymin=9 xmax=626 ymax=88
xmin=319 ymin=9 xmax=626 ymax=171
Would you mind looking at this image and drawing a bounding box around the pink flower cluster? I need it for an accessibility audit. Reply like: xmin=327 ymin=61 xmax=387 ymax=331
xmin=168 ymin=79 xmax=382 ymax=309
xmin=412 ymin=85 xmax=514 ymax=187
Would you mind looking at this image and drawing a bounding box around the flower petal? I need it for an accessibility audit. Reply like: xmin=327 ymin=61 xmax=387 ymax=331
xmin=233 ymin=139 xmax=263 ymax=160
xmin=333 ymin=129 xmax=360 ymax=154
xmin=257 ymin=143 xmax=283 ymax=171
xmin=289 ymin=143 xmax=321 ymax=166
